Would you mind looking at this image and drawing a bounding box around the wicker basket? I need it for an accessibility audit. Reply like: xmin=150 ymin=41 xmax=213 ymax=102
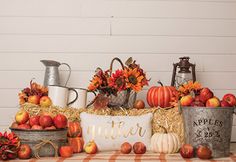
xmin=107 ymin=57 xmax=136 ymax=108
xmin=10 ymin=128 xmax=67 ymax=158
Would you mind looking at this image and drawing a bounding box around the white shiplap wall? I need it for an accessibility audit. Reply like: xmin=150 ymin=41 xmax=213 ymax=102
xmin=0 ymin=0 xmax=236 ymax=141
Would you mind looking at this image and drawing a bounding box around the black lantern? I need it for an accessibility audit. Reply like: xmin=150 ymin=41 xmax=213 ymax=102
xmin=171 ymin=57 xmax=196 ymax=87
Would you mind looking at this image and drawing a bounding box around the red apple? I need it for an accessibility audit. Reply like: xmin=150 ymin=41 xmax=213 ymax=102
xmin=17 ymin=124 xmax=31 ymax=130
xmin=84 ymin=141 xmax=98 ymax=154
xmin=206 ymin=97 xmax=220 ymax=107
xmin=221 ymin=100 xmax=231 ymax=107
xmin=133 ymin=142 xmax=146 ymax=154
xmin=180 ymin=144 xmax=194 ymax=158
xmin=44 ymin=126 xmax=57 ymax=130
xmin=191 ymin=100 xmax=205 ymax=107
xmin=39 ymin=96 xmax=52 ymax=107
xmin=15 ymin=109 xmax=29 ymax=124
xmin=180 ymin=95 xmax=194 ymax=106
xmin=59 ymin=146 xmax=73 ymax=158
xmin=196 ymin=145 xmax=212 ymax=159
xmin=28 ymin=95 xmax=40 ymax=105
xmin=39 ymin=115 xmax=53 ymax=128
xmin=222 ymin=93 xmax=236 ymax=107
xmin=133 ymin=100 xmax=145 ymax=109
xmin=29 ymin=115 xmax=40 ymax=127
xmin=194 ymin=96 xmax=201 ymax=102
xmin=199 ymin=88 xmax=214 ymax=104
xmin=121 ymin=142 xmax=132 ymax=154
xmin=53 ymin=114 xmax=68 ymax=129
xmin=10 ymin=122 xmax=18 ymax=128
xmin=31 ymin=125 xmax=43 ymax=130
xmin=17 ymin=144 xmax=32 ymax=159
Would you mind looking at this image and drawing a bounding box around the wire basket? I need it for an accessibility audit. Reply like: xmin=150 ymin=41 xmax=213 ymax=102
xmin=107 ymin=57 xmax=136 ymax=108
xmin=108 ymin=90 xmax=136 ymax=108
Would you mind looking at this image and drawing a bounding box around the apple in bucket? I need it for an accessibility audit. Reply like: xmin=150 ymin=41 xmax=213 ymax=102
xmin=29 ymin=115 xmax=40 ymax=127
xmin=53 ymin=114 xmax=68 ymax=129
xmin=39 ymin=115 xmax=53 ymax=128
xmin=15 ymin=110 xmax=29 ymax=124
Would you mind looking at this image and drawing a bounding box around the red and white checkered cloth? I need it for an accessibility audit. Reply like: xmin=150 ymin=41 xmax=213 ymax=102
xmin=8 ymin=151 xmax=236 ymax=162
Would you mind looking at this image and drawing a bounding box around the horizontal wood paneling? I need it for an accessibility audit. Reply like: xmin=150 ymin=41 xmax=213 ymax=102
xmin=1 ymin=54 xmax=236 ymax=72
xmin=2 ymin=17 xmax=236 ymax=37
xmin=0 ymin=0 xmax=236 ymax=19
xmin=0 ymin=0 xmax=83 ymax=17
xmin=81 ymin=1 xmax=236 ymax=18
xmin=112 ymin=19 xmax=236 ymax=36
xmin=0 ymin=17 xmax=110 ymax=35
xmin=0 ymin=35 xmax=236 ymax=53
xmin=0 ymin=108 xmax=18 ymax=125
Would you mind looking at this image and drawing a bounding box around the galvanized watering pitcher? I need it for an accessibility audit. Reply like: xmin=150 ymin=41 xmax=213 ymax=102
xmin=41 ymin=60 xmax=71 ymax=86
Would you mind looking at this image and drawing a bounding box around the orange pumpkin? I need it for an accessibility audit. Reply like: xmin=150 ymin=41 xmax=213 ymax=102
xmin=68 ymin=137 xmax=84 ymax=153
xmin=67 ymin=121 xmax=82 ymax=137
xmin=146 ymin=81 xmax=177 ymax=108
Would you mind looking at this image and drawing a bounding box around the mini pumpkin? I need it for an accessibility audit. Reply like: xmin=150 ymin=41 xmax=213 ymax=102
xmin=68 ymin=137 xmax=84 ymax=153
xmin=67 ymin=121 xmax=82 ymax=138
xmin=150 ymin=125 xmax=180 ymax=154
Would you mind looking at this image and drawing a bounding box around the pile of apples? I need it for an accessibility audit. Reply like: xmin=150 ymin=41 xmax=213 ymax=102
xmin=11 ymin=109 xmax=68 ymax=130
xmin=180 ymin=87 xmax=236 ymax=107
xmin=18 ymin=81 xmax=52 ymax=107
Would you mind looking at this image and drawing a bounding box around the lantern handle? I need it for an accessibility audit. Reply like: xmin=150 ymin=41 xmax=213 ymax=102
xmin=191 ymin=64 xmax=196 ymax=82
xmin=171 ymin=63 xmax=178 ymax=86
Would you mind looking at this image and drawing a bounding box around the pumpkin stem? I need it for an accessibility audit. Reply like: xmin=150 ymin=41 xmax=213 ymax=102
xmin=159 ymin=125 xmax=168 ymax=134
xmin=157 ymin=80 xmax=164 ymax=87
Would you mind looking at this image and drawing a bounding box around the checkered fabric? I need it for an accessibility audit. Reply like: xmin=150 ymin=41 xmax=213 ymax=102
xmin=9 ymin=151 xmax=236 ymax=162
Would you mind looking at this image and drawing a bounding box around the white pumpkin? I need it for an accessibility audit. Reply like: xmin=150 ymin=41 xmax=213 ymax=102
xmin=150 ymin=126 xmax=180 ymax=154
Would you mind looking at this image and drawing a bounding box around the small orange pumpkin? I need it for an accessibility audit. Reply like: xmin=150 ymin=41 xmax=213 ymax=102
xmin=68 ymin=137 xmax=84 ymax=153
xmin=67 ymin=121 xmax=82 ymax=137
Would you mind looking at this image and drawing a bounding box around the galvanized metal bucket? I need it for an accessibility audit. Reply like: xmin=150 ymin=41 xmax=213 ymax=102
xmin=179 ymin=106 xmax=235 ymax=158
xmin=10 ymin=128 xmax=67 ymax=158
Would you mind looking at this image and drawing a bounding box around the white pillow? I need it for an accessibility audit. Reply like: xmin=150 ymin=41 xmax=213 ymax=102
xmin=80 ymin=112 xmax=153 ymax=151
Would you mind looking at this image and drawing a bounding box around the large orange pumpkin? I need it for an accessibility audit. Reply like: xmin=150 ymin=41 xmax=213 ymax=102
xmin=67 ymin=121 xmax=82 ymax=138
xmin=146 ymin=81 xmax=177 ymax=108
xmin=68 ymin=137 xmax=84 ymax=153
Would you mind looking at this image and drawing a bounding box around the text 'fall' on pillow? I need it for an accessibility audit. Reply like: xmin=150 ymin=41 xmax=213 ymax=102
xmin=80 ymin=112 xmax=153 ymax=151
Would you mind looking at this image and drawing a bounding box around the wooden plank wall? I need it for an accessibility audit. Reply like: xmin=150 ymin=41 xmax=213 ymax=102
xmin=0 ymin=0 xmax=235 ymax=141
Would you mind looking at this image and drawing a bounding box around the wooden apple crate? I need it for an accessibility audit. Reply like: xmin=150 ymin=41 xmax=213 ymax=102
xmin=10 ymin=128 xmax=67 ymax=158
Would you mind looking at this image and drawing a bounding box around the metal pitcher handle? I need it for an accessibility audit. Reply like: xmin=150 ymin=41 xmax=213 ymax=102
xmin=86 ymin=90 xmax=97 ymax=108
xmin=61 ymin=63 xmax=71 ymax=86
xmin=67 ymin=88 xmax=78 ymax=106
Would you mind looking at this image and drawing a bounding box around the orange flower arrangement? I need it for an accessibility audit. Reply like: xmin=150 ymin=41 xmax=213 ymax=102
xmin=88 ymin=58 xmax=149 ymax=96
xmin=178 ymin=80 xmax=202 ymax=97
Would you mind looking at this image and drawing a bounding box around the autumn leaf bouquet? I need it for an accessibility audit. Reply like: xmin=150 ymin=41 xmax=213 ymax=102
xmin=0 ymin=132 xmax=20 ymax=160
xmin=87 ymin=57 xmax=149 ymax=108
